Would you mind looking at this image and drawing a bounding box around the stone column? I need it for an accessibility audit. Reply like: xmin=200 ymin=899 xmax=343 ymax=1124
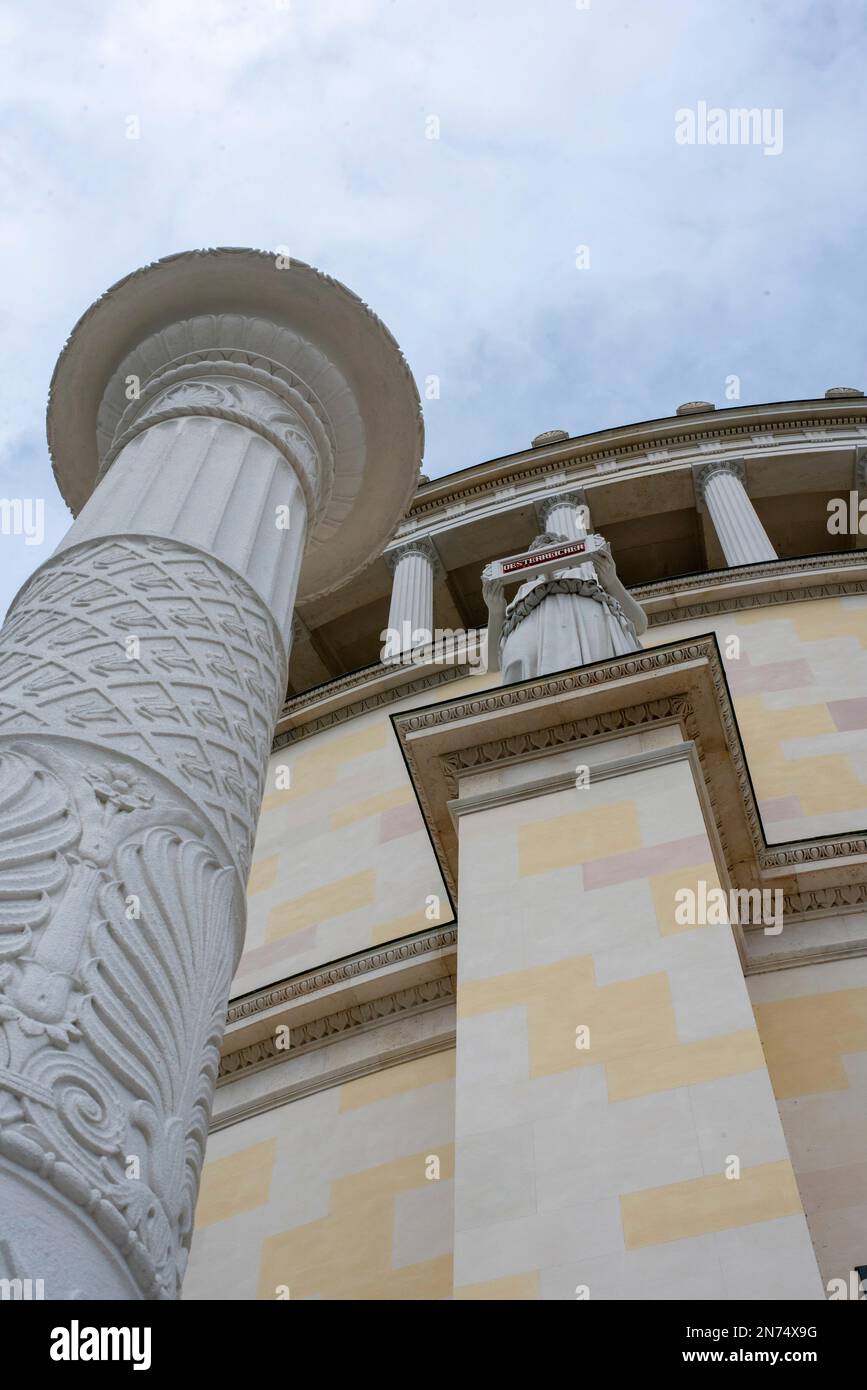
xmin=383 ymin=537 xmax=441 ymax=657
xmin=536 ymin=489 xmax=589 ymax=541
xmin=0 ymin=250 xmax=421 ymax=1299
xmin=695 ymin=460 xmax=777 ymax=566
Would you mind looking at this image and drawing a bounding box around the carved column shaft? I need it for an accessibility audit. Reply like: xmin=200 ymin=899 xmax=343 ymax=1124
xmin=0 ymin=253 xmax=423 ymax=1301
xmin=697 ymin=461 xmax=777 ymax=567
xmin=0 ymin=409 xmax=306 ymax=1301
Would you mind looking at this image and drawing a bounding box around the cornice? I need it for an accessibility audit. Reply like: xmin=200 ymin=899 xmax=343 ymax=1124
xmin=219 ymin=974 xmax=455 ymax=1084
xmin=635 ymin=552 xmax=867 ymax=625
xmin=403 ymin=404 xmax=867 ymax=523
xmin=275 ymin=661 xmax=477 ymax=749
xmin=227 ymin=922 xmax=457 ymax=1024
xmin=634 ymin=551 xmax=867 ymax=599
xmin=391 ymin=638 xmax=867 ymax=935
xmin=214 ymin=925 xmax=458 ymax=1118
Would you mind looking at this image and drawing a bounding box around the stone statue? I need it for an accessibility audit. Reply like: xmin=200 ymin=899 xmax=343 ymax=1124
xmin=482 ymin=531 xmax=647 ymax=683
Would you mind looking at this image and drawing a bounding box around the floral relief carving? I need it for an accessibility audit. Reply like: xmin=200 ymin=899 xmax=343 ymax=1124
xmin=0 ymin=743 xmax=238 ymax=1299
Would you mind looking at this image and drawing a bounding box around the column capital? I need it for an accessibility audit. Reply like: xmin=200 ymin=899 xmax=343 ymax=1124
xmin=97 ymin=329 xmax=334 ymax=525
xmin=693 ymin=457 xmax=746 ymax=509
xmin=384 ymin=535 xmax=443 ymax=578
xmin=535 ymin=488 xmax=588 ymax=532
xmin=47 ymin=249 xmax=423 ymax=606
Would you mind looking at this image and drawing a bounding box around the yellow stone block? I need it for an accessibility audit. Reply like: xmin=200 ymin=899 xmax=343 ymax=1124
xmin=753 ymin=986 xmax=867 ymax=1099
xmin=265 ymin=868 xmax=377 ymax=942
xmin=247 ymin=855 xmax=278 ymax=897
xmin=518 ymin=800 xmax=642 ymax=877
xmin=650 ymin=861 xmax=720 ymax=935
xmin=194 ymin=1138 xmax=276 ymax=1229
xmin=735 ymin=598 xmax=867 ymax=648
xmin=339 ymin=1050 xmax=456 ymax=1112
xmin=459 ymin=957 xmax=767 ymax=1097
xmin=621 ymin=1160 xmax=803 ymax=1248
xmin=606 ymin=1029 xmax=767 ymax=1102
xmin=261 ymin=723 xmax=389 ymax=810
xmin=330 ymin=785 xmax=413 ymax=830
xmin=257 ymin=1147 xmax=454 ymax=1300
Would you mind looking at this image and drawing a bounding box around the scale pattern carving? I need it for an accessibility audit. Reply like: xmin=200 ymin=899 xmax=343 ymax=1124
xmin=0 ymin=535 xmax=286 ymax=880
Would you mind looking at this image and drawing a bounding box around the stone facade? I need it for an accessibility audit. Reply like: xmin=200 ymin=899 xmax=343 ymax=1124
xmin=188 ymin=462 xmax=867 ymax=1300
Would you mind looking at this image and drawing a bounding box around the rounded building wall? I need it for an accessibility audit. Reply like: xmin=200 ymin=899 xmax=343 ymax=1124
xmin=237 ymin=587 xmax=867 ymax=995
xmin=188 ymin=398 xmax=867 ymax=1301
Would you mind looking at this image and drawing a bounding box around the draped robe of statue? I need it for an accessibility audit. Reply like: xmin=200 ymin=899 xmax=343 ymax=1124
xmin=496 ymin=532 xmax=647 ymax=683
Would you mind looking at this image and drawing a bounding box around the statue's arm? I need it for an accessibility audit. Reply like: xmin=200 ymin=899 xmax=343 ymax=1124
xmin=482 ymin=566 xmax=507 ymax=670
xmin=589 ymin=542 xmax=648 ymax=635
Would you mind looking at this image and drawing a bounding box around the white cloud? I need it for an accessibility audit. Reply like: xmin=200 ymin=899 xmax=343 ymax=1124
xmin=1 ymin=0 xmax=866 ymax=614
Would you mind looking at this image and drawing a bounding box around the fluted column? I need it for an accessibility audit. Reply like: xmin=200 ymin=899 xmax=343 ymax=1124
xmin=383 ymin=537 xmax=441 ymax=657
xmin=696 ymin=460 xmax=777 ymax=566
xmin=0 ymin=251 xmax=421 ymax=1300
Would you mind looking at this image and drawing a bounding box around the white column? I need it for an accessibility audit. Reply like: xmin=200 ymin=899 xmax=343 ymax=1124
xmin=696 ymin=460 xmax=777 ymax=566
xmin=384 ymin=537 xmax=440 ymax=657
xmin=536 ymin=489 xmax=590 ymax=541
xmin=0 ymin=253 xmax=421 ymax=1300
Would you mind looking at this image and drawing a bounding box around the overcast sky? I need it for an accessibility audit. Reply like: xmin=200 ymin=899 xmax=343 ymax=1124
xmin=1 ymin=0 xmax=865 ymax=617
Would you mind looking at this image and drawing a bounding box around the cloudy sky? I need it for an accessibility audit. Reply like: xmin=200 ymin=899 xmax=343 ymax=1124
xmin=1 ymin=0 xmax=865 ymax=616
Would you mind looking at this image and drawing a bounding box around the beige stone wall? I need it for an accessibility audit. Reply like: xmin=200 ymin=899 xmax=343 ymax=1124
xmin=234 ymin=672 xmax=492 ymax=994
xmin=196 ymin=591 xmax=867 ymax=1299
xmin=450 ymin=741 xmax=823 ymax=1299
xmin=185 ymin=1050 xmax=456 ymax=1300
xmin=235 ymin=595 xmax=867 ymax=997
xmin=651 ymin=595 xmax=867 ymax=842
xmin=749 ymin=955 xmax=867 ymax=1291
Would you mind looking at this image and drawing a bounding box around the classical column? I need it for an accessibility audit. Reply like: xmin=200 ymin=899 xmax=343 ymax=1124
xmin=383 ymin=537 xmax=441 ymax=657
xmin=695 ymin=460 xmax=777 ymax=566
xmin=0 ymin=250 xmax=422 ymax=1299
xmin=536 ymin=489 xmax=590 ymax=541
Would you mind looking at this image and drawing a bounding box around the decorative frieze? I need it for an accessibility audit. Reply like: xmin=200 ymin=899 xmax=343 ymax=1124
xmin=227 ymin=923 xmax=458 ymax=1024
xmin=220 ymin=975 xmax=456 ymax=1083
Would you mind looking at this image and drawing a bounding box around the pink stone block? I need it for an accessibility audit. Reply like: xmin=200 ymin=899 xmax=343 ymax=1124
xmin=828 ymin=697 xmax=867 ymax=732
xmin=233 ymin=926 xmax=318 ymax=984
xmin=725 ymin=656 xmax=813 ymax=695
xmin=759 ymin=796 xmax=803 ymax=823
xmin=379 ymin=801 xmax=424 ymax=843
xmin=582 ymin=833 xmax=711 ymax=890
